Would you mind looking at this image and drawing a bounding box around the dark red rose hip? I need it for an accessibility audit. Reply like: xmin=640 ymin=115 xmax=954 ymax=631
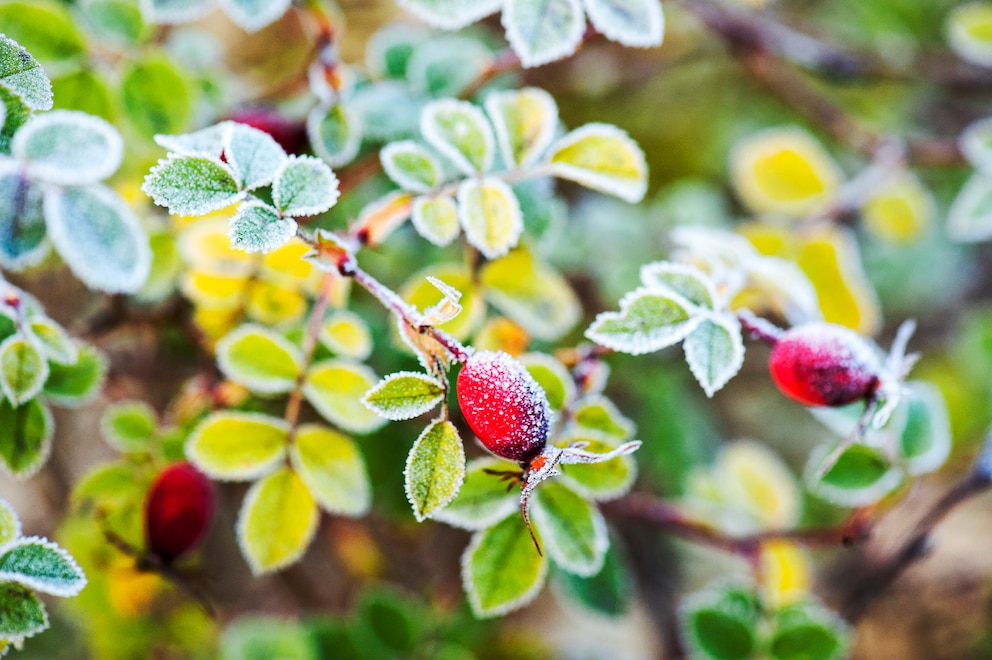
xmin=144 ymin=462 xmax=216 ymax=563
xmin=456 ymin=350 xmax=552 ymax=464
xmin=224 ymin=108 xmax=307 ymax=154
xmin=768 ymin=322 xmax=880 ymax=407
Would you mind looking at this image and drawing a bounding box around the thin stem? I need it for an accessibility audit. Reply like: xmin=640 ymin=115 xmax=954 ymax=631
xmin=283 ymin=270 xmax=336 ymax=434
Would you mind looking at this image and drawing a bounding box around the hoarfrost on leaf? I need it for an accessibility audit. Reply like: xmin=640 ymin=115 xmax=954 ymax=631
xmin=502 ymin=0 xmax=586 ymax=68
xmin=217 ymin=0 xmax=292 ymax=32
xmin=139 ymin=0 xmax=212 ymax=25
xmin=272 ymin=155 xmax=340 ymax=217
xmin=228 ymin=200 xmax=297 ymax=254
xmin=0 ymin=34 xmax=53 ymax=111
xmin=457 ymin=177 xmax=524 ymax=259
xmin=582 ymin=0 xmax=665 ymax=48
xmin=142 ymin=154 xmax=243 ymax=216
xmin=223 ymin=121 xmax=288 ymax=190
xmin=12 ymin=110 xmax=123 ymax=186
xmin=420 ymin=99 xmax=495 ymax=176
xmin=396 ymin=0 xmax=502 ymax=30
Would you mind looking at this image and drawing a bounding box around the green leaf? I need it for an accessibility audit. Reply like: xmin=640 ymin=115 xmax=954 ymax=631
xmin=553 ymin=534 xmax=633 ymax=617
xmin=365 ymin=22 xmax=428 ymax=79
xmin=947 ymin=172 xmax=992 ymax=243
xmin=223 ymin=121 xmax=289 ymax=190
xmin=457 ymin=177 xmax=523 ymax=260
xmin=520 ymin=352 xmax=574 ymax=412
xmin=639 ymin=262 xmax=717 ymax=309
xmin=363 ymin=371 xmax=445 ymax=421
xmin=558 ymin=433 xmax=638 ymax=500
xmin=681 ymin=585 xmax=760 ymax=660
xmin=480 ymin=248 xmax=581 ymax=341
xmin=236 ymin=467 xmax=318 ymax=575
xmin=683 ymin=315 xmax=745 ymax=398
xmin=289 ymin=424 xmax=370 ymax=516
xmin=318 ymin=310 xmax=373 ymax=361
xmin=583 ymin=0 xmax=665 ymax=48
xmin=122 ymin=55 xmax=192 ymax=136
xmin=420 ymin=99 xmax=494 ymax=176
xmin=807 ymin=443 xmax=903 ymax=507
xmin=0 ymin=537 xmax=85 ymax=597
xmin=897 ymin=381 xmax=951 ymax=476
xmin=26 ymin=317 xmax=76 ymax=366
xmin=216 ymin=324 xmax=303 ymax=394
xmin=0 ymin=2 xmax=84 ymax=63
xmin=404 ymin=420 xmax=465 ymax=522
xmin=770 ymin=601 xmax=849 ymax=660
xmin=484 ymin=87 xmax=558 ymax=169
xmin=412 ymin=194 xmax=459 ymax=247
xmin=0 ymin=87 xmax=31 ymax=154
xmin=356 ymin=587 xmax=427 ymax=655
xmin=272 ymin=155 xmax=340 ymax=217
xmin=0 ymin=398 xmax=52 ymax=478
xmin=571 ymin=396 xmax=635 ymax=440
xmin=139 ymin=0 xmax=212 ymax=25
xmin=143 ymin=155 xmax=243 ymax=217
xmin=79 ymin=0 xmax=148 ymax=46
xmin=217 ymin=0 xmax=291 ymax=32
xmin=0 ymin=499 xmax=20 ymax=547
xmin=960 ymin=116 xmax=992 ymax=173
xmin=136 ymin=227 xmax=182 ymax=303
xmin=503 ymin=0 xmax=585 ymax=68
xmin=380 ymin=140 xmax=441 ymax=193
xmin=947 ymin=2 xmax=992 ymax=68
xmin=100 ymin=400 xmax=157 ymax=453
xmin=303 ymin=360 xmax=386 ymax=434
xmin=221 ymin=617 xmax=318 ymax=660
xmin=463 ymin=513 xmax=548 ymax=618
xmin=0 ymin=162 xmax=48 ymax=270
xmin=228 ymin=200 xmax=296 ymax=254
xmin=349 ymin=80 xmax=422 ymax=142
xmin=532 ymin=481 xmax=607 ymax=576
xmin=0 ymin=335 xmax=47 ymax=406
xmin=395 ymin=0 xmax=501 ymax=30
xmin=41 ymin=342 xmax=106 ymax=406
xmin=51 ymin=69 xmax=114 ymax=120
xmin=431 ymin=458 xmax=518 ymax=530
xmin=0 ymin=583 xmax=47 ymax=639
xmin=548 ymin=123 xmax=648 ymax=203
xmin=187 ymin=411 xmax=290 ymax=480
xmin=43 ymin=184 xmax=152 ymax=293
xmin=307 ymin=103 xmax=361 ymax=168
xmin=0 ymin=33 xmax=53 ymax=111
xmin=586 ymin=287 xmax=700 ymax=355
xmin=154 ymin=122 xmax=227 ymax=158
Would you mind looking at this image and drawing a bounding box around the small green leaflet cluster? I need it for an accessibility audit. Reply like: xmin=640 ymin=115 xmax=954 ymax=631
xmin=805 ymin=381 xmax=951 ymax=507
xmin=0 ymin=36 xmax=151 ymax=293
xmin=373 ymin=89 xmax=647 ymax=258
xmin=138 ymin=0 xmax=292 ymax=33
xmin=143 ymin=121 xmax=340 ymax=254
xmin=680 ymin=583 xmax=849 ymax=660
xmin=0 ymin=287 xmax=106 ymax=478
xmin=364 ymin=347 xmax=639 ymax=617
xmin=188 ymin=323 xmax=376 ymax=574
xmin=0 ymin=498 xmax=86 ymax=656
xmin=396 ymin=0 xmax=665 ymax=68
xmin=948 ymin=116 xmax=992 ymax=242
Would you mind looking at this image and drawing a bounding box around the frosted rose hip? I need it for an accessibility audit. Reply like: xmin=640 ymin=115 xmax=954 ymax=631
xmin=144 ymin=462 xmax=216 ymax=563
xmin=456 ymin=350 xmax=552 ymax=464
xmin=768 ymin=322 xmax=880 ymax=407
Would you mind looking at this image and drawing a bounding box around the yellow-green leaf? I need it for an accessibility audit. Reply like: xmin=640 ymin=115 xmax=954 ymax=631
xmin=303 ymin=360 xmax=385 ymax=434
xmin=462 ymin=513 xmax=548 ymax=618
xmin=0 ymin=335 xmax=48 ymax=406
xmin=289 ymin=424 xmax=370 ymax=516
xmin=520 ymin=352 xmax=575 ymax=412
xmin=484 ymin=87 xmax=558 ymax=169
xmin=411 ymin=194 xmax=460 ymax=247
xmin=363 ymin=371 xmax=445 ymax=421
xmin=318 ymin=310 xmax=373 ymax=361
xmin=187 ymin=411 xmax=289 ymax=481
xmin=236 ymin=467 xmax=318 ymax=575
xmin=431 ymin=457 xmax=518 ymax=530
xmin=404 ymin=420 xmax=465 ymax=522
xmin=216 ymin=324 xmax=302 ymax=394
xmin=947 ymin=2 xmax=992 ymax=67
xmin=457 ymin=177 xmax=523 ymax=259
xmin=557 ymin=433 xmax=638 ymax=501
xmin=532 ymin=481 xmax=608 ymax=576
xmin=26 ymin=317 xmax=76 ymax=365
xmin=401 ymin=263 xmax=485 ymax=341
xmin=548 ymin=123 xmax=647 ymax=203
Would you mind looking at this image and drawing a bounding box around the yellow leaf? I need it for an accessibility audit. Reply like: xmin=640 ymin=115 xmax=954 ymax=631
xmin=107 ymin=564 xmax=161 ymax=618
xmin=473 ymin=317 xmax=530 ymax=356
xmin=178 ymin=215 xmax=253 ymax=276
xmin=319 ymin=310 xmax=373 ymax=360
xmin=261 ymin=239 xmax=322 ymax=290
xmin=548 ymin=123 xmax=648 ymax=203
xmin=861 ymin=172 xmax=933 ymax=244
xmin=759 ymin=540 xmax=812 ymax=609
xmin=237 ymin=467 xmax=319 ymax=575
xmin=715 ymin=440 xmax=800 ymax=530
xmin=192 ymin=305 xmax=241 ymax=345
xmin=947 ymin=2 xmax=992 ymax=67
xmin=401 ymin=263 xmax=485 ymax=341
xmin=181 ymin=270 xmax=249 ymax=306
xmin=247 ymin=281 xmax=308 ymax=327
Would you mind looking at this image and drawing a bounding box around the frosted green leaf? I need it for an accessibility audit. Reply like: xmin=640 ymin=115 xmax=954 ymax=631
xmin=770 ymin=602 xmax=850 ymax=660
xmin=520 ymin=352 xmax=575 ymax=412
xmin=554 ymin=533 xmax=633 ymax=618
xmin=0 ymin=583 xmax=47 ymax=639
xmin=558 ymin=433 xmax=638 ymax=500
xmin=143 ymin=155 xmax=242 ymax=216
xmin=947 ymin=172 xmax=992 ymax=242
xmin=216 ymin=324 xmax=303 ymax=394
xmin=365 ymin=22 xmax=430 ymax=79
xmin=217 ymin=0 xmax=292 ymax=32
xmin=0 ymin=87 xmax=31 ymax=154
xmin=960 ymin=116 xmax=992 ymax=172
xmin=51 ymin=69 xmax=113 ymax=119
xmin=272 ymin=155 xmax=340 ymax=217
xmin=318 ymin=310 xmax=373 ymax=360
xmin=220 ymin=617 xmax=315 ymax=660
xmin=532 ymin=481 xmax=607 ymax=576
xmin=485 ymin=87 xmax=559 ymax=169
xmin=289 ymin=424 xmax=370 ymax=516
xmin=236 ymin=467 xmax=318 ymax=575
xmin=381 ymin=140 xmax=442 ymax=193
xmin=502 ymin=0 xmax=586 ymax=68
xmin=639 ymin=262 xmax=716 ymax=309
xmin=0 ymin=2 xmax=85 ymax=63
xmin=0 ymin=500 xmax=19 ymax=548
xmin=122 ymin=55 xmax=191 ymax=136
xmin=0 ymin=162 xmax=48 ymax=271
xmin=303 ymin=360 xmax=386 ymax=434
xmin=0 ymin=34 xmax=53 ymax=111
xmin=224 ymin=121 xmax=288 ymax=190
xmin=396 ymin=0 xmax=501 ymax=30
xmin=683 ymin=315 xmax=745 ymax=398
xmin=571 ymin=396 xmax=635 ymax=440
xmin=138 ymin=0 xmax=212 ymax=24
xmin=79 ymin=0 xmax=148 ymax=46
xmin=431 ymin=458 xmax=518 ymax=530
xmin=681 ymin=584 xmax=760 ymax=660
xmin=583 ymin=0 xmax=664 ymax=47
xmin=0 ymin=335 xmax=47 ymax=406
xmin=100 ymin=400 xmax=157 ymax=453
xmin=187 ymin=411 xmax=290 ymax=481
xmin=43 ymin=184 xmax=152 ymax=293
xmin=897 ymin=382 xmax=952 ymax=476
xmin=412 ymin=195 xmax=459 ymax=247
xmin=153 ymin=122 xmax=226 ymax=158
xmin=349 ymin=80 xmax=421 ymax=142
xmin=462 ymin=513 xmax=548 ymax=618
xmin=363 ymin=371 xmax=445 ymax=421
xmin=307 ymin=103 xmax=361 ymax=168
xmin=405 ymin=420 xmax=465 ymax=522
xmin=946 ymin=2 xmax=992 ymax=68
xmin=548 ymin=123 xmax=648 ymax=203
xmin=26 ymin=317 xmax=77 ymax=365
xmin=0 ymin=398 xmax=52 ymax=478
xmin=806 ymin=444 xmax=903 ymax=507
xmin=586 ymin=287 xmax=701 ymax=355
xmin=457 ymin=178 xmax=522 ymax=259
xmin=228 ymin=201 xmax=297 ymax=254
xmin=420 ymin=99 xmax=495 ymax=176
xmin=42 ymin=342 xmax=105 ymax=407
xmin=12 ymin=110 xmax=122 ymax=186
xmin=0 ymin=537 xmax=85 ymax=597
xmin=480 ymin=248 xmax=581 ymax=341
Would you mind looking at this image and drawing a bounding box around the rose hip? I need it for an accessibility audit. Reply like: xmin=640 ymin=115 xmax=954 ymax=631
xmin=144 ymin=462 xmax=216 ymax=563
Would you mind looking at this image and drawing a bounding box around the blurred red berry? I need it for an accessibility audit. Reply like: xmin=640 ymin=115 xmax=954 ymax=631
xmin=144 ymin=462 xmax=216 ymax=563
xmin=224 ymin=107 xmax=307 ymax=154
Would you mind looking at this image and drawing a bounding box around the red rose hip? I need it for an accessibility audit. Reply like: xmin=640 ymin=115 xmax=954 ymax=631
xmin=224 ymin=107 xmax=307 ymax=154
xmin=768 ymin=322 xmax=880 ymax=407
xmin=144 ymin=462 xmax=216 ymax=563
xmin=457 ymin=350 xmax=552 ymax=464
